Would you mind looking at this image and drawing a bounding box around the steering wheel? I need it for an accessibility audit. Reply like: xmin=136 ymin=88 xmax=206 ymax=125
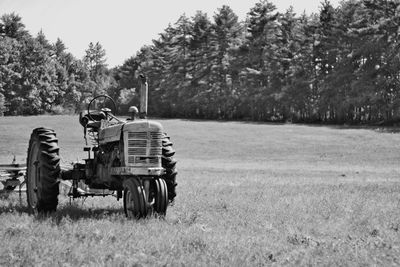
xmin=87 ymin=94 xmax=117 ymax=122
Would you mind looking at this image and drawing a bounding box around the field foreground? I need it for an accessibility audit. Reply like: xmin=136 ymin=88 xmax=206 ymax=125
xmin=0 ymin=116 xmax=400 ymax=266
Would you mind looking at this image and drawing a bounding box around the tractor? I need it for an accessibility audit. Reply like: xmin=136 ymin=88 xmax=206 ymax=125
xmin=25 ymin=75 xmax=177 ymax=219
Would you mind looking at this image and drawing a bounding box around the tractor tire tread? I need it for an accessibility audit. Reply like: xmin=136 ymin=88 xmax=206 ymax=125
xmin=161 ymin=133 xmax=177 ymax=202
xmin=26 ymin=128 xmax=60 ymax=213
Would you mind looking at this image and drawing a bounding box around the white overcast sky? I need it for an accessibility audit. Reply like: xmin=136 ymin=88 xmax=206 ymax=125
xmin=0 ymin=0 xmax=340 ymax=67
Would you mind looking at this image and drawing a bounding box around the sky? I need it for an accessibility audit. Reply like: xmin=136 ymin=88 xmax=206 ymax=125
xmin=0 ymin=0 xmax=340 ymax=67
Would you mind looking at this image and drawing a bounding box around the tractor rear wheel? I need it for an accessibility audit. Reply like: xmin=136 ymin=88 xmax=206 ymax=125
xmin=153 ymin=178 xmax=168 ymax=216
xmin=26 ymin=128 xmax=60 ymax=213
xmin=162 ymin=133 xmax=177 ymax=202
xmin=123 ymin=178 xmax=147 ymax=219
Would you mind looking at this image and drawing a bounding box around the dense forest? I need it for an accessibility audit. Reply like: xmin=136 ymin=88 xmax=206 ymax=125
xmin=1 ymin=0 xmax=400 ymax=124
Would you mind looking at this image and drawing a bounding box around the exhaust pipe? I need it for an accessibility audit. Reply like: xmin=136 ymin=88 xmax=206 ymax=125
xmin=139 ymin=74 xmax=148 ymax=118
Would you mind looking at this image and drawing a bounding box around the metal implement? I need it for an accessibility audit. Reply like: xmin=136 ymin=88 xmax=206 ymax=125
xmin=0 ymin=160 xmax=26 ymax=193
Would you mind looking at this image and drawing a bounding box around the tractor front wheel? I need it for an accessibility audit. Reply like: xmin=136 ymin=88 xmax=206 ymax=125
xmin=153 ymin=178 xmax=168 ymax=216
xmin=26 ymin=128 xmax=60 ymax=214
xmin=123 ymin=178 xmax=147 ymax=219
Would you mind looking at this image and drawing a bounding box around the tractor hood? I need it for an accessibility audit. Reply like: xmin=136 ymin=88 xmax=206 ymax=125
xmin=98 ymin=120 xmax=163 ymax=144
xmin=123 ymin=120 xmax=163 ymax=133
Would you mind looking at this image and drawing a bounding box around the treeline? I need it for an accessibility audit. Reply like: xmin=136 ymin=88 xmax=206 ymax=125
xmin=1 ymin=0 xmax=400 ymax=124
xmin=0 ymin=13 xmax=116 ymax=115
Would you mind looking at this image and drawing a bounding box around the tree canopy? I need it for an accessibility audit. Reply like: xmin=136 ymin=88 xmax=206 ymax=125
xmin=1 ymin=0 xmax=400 ymax=125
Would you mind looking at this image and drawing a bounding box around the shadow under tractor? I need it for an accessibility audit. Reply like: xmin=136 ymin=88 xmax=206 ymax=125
xmin=19 ymin=75 xmax=177 ymax=219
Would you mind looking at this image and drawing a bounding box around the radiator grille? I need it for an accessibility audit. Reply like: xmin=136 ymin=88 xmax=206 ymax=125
xmin=128 ymin=140 xmax=147 ymax=147
xmin=128 ymin=132 xmax=148 ymax=139
xmin=127 ymin=131 xmax=162 ymax=167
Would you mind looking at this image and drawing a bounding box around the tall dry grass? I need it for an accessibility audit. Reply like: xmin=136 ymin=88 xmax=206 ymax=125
xmin=0 ymin=116 xmax=400 ymax=266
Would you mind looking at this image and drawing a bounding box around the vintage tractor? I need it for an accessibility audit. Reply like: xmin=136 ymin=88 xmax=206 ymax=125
xmin=25 ymin=75 xmax=177 ymax=218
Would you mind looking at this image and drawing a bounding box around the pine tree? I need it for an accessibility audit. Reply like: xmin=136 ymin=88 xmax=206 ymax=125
xmin=1 ymin=13 xmax=28 ymax=39
xmin=187 ymin=11 xmax=213 ymax=118
xmin=84 ymin=41 xmax=107 ymax=82
xmin=210 ymin=5 xmax=242 ymax=119
xmin=243 ymin=0 xmax=280 ymax=120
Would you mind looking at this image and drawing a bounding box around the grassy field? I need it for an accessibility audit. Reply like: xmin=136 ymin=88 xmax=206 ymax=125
xmin=0 ymin=115 xmax=400 ymax=266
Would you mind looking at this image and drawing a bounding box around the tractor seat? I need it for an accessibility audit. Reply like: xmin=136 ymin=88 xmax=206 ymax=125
xmin=87 ymin=121 xmax=102 ymax=129
xmin=79 ymin=111 xmax=107 ymax=130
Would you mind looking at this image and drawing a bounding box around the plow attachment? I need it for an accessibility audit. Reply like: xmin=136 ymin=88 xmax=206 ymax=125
xmin=0 ymin=161 xmax=26 ymax=193
xmin=0 ymin=158 xmax=116 ymax=198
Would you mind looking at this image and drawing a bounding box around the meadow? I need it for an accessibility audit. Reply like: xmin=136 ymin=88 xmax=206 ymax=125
xmin=0 ymin=115 xmax=400 ymax=266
